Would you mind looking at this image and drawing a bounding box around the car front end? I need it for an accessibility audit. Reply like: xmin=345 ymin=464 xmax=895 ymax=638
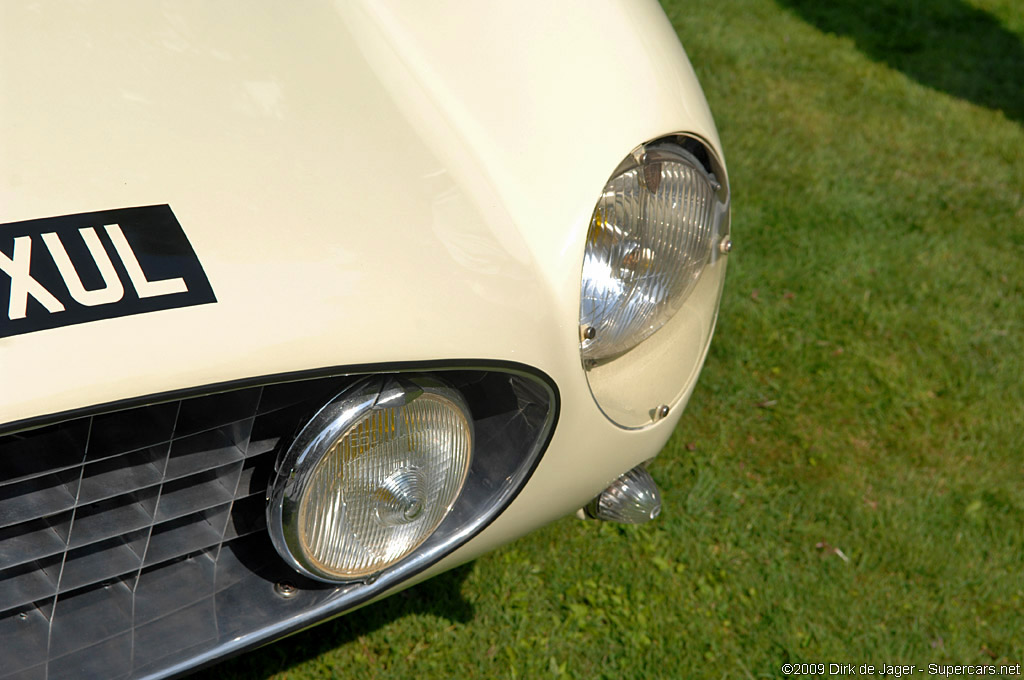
xmin=0 ymin=1 xmax=729 ymax=677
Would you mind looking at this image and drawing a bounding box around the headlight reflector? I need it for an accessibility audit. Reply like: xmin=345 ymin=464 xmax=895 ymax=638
xmin=269 ymin=376 xmax=473 ymax=582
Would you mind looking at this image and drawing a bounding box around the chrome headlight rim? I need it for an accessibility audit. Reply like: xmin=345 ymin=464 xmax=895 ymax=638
xmin=267 ymin=374 xmax=474 ymax=584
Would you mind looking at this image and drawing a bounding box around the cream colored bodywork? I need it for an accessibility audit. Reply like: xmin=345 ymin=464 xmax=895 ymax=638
xmin=0 ymin=0 xmax=724 ymax=574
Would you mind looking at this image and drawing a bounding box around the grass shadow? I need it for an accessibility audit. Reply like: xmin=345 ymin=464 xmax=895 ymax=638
xmin=776 ymin=0 xmax=1024 ymax=123
xmin=193 ymin=562 xmax=476 ymax=679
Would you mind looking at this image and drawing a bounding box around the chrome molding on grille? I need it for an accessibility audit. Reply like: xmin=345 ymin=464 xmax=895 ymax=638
xmin=0 ymin=365 xmax=557 ymax=680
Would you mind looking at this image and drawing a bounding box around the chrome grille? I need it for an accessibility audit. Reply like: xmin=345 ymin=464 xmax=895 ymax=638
xmin=0 ymin=378 xmax=347 ymax=680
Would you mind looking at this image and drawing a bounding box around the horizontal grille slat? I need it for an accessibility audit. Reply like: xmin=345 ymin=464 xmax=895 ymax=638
xmin=0 ymin=512 xmax=71 ymax=571
xmin=84 ymin=403 xmax=178 ymax=464
xmin=163 ymin=420 xmax=251 ymax=481
xmin=223 ymin=493 xmax=267 ymax=541
xmin=59 ymin=530 xmax=147 ymax=594
xmin=77 ymin=445 xmax=167 ymax=506
xmin=235 ymin=451 xmax=275 ymax=497
xmin=154 ymin=464 xmax=241 ymax=523
xmin=173 ymin=388 xmax=262 ymax=439
xmin=0 ymin=557 xmax=61 ymax=615
xmin=134 ymin=550 xmax=216 ymax=627
xmin=144 ymin=505 xmax=231 ymax=567
xmin=67 ymin=490 xmax=158 ymax=550
xmin=0 ymin=471 xmax=79 ymax=530
xmin=0 ymin=420 xmax=88 ymax=489
xmin=49 ymin=577 xmax=135 ymax=659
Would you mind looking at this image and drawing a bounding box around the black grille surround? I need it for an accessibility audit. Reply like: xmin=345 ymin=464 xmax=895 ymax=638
xmin=0 ymin=364 xmax=557 ymax=680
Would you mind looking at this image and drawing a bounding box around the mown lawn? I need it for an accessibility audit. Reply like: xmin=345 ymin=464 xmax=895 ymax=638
xmin=200 ymin=0 xmax=1024 ymax=677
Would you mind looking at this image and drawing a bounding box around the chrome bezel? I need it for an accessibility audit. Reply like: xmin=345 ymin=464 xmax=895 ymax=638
xmin=267 ymin=374 xmax=473 ymax=583
xmin=579 ymin=132 xmax=731 ymax=429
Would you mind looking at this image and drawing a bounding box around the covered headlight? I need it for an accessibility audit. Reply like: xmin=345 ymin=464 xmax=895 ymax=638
xmin=268 ymin=376 xmax=473 ymax=582
xmin=581 ymin=136 xmax=730 ymax=427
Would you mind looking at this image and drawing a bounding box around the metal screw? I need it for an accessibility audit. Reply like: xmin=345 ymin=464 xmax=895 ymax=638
xmin=580 ymin=325 xmax=596 ymax=341
xmin=655 ymin=404 xmax=670 ymax=420
xmin=719 ymin=237 xmax=733 ymax=254
xmin=274 ymin=581 xmax=298 ymax=599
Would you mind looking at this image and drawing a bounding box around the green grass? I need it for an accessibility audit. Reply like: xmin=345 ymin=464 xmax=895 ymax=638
xmin=200 ymin=0 xmax=1024 ymax=677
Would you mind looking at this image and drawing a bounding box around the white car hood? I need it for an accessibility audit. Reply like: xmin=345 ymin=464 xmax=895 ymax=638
xmin=0 ymin=0 xmax=721 ymax=425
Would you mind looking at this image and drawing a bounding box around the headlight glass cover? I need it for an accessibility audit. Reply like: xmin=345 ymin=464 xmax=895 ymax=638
xmin=580 ymin=140 xmax=726 ymax=363
xmin=269 ymin=376 xmax=472 ymax=582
